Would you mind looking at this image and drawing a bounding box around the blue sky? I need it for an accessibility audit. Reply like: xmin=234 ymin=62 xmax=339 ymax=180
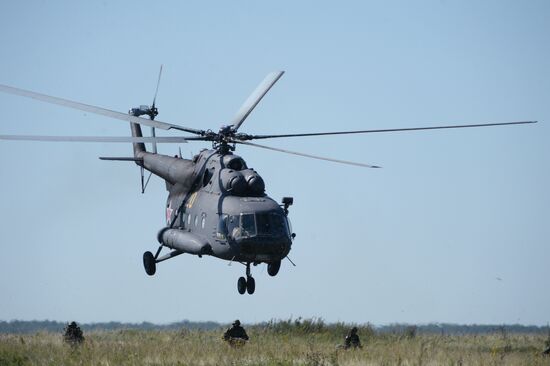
xmin=0 ymin=1 xmax=548 ymax=326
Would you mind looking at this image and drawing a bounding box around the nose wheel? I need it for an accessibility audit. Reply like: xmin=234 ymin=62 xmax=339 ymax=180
xmin=267 ymin=260 xmax=281 ymax=276
xmin=237 ymin=263 xmax=255 ymax=295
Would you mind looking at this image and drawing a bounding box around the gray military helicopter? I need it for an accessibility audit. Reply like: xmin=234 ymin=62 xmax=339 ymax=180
xmin=0 ymin=70 xmax=536 ymax=295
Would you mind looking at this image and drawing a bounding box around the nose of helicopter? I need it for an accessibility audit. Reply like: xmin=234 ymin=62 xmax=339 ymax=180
xmin=236 ymin=236 xmax=291 ymax=261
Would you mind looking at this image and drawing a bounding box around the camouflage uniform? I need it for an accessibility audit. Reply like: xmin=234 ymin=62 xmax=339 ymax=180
xmin=63 ymin=321 xmax=84 ymax=345
xmin=223 ymin=320 xmax=249 ymax=345
xmin=344 ymin=327 xmax=361 ymax=349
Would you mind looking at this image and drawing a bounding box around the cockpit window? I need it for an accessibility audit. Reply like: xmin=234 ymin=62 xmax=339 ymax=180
xmin=241 ymin=214 xmax=256 ymax=237
xmin=225 ymin=212 xmax=289 ymax=239
xmin=256 ymin=213 xmax=286 ymax=236
xmin=226 ymin=215 xmax=240 ymax=238
xmin=286 ymin=217 xmax=293 ymax=238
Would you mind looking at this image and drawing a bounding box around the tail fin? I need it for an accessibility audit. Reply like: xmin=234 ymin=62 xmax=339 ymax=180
xmin=130 ymin=122 xmax=147 ymax=159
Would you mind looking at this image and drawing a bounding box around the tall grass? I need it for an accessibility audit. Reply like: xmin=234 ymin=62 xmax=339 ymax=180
xmin=0 ymin=321 xmax=548 ymax=365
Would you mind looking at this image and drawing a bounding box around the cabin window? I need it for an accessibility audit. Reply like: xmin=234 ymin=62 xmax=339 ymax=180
xmin=201 ymin=213 xmax=206 ymax=229
xmin=187 ymin=213 xmax=192 ymax=227
xmin=181 ymin=213 xmax=187 ymax=228
xmin=194 ymin=215 xmax=199 ymax=227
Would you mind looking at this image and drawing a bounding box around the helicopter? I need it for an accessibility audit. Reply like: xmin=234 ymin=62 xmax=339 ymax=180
xmin=0 ymin=69 xmax=537 ymax=295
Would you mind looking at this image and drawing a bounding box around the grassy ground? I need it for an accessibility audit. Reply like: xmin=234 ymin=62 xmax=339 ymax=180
xmin=1 ymin=327 xmax=549 ymax=365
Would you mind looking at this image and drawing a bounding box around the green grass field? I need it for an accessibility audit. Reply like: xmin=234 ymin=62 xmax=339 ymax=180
xmin=1 ymin=326 xmax=549 ymax=365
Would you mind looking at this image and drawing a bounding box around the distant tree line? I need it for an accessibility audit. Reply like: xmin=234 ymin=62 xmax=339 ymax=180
xmin=254 ymin=318 xmax=550 ymax=336
xmin=0 ymin=319 xmax=548 ymax=335
xmin=0 ymin=320 xmax=222 ymax=334
xmin=376 ymin=323 xmax=549 ymax=336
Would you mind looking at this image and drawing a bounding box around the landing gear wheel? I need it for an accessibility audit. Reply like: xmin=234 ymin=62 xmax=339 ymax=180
xmin=246 ymin=276 xmax=255 ymax=294
xmin=143 ymin=251 xmax=156 ymax=276
xmin=237 ymin=277 xmax=247 ymax=295
xmin=267 ymin=261 xmax=281 ymax=277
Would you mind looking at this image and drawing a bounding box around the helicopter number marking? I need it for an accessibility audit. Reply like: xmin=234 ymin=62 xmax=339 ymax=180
xmin=186 ymin=192 xmax=198 ymax=209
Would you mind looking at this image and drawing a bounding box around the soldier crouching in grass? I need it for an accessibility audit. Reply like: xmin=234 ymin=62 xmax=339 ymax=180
xmin=543 ymin=329 xmax=550 ymax=356
xmin=336 ymin=327 xmax=362 ymax=350
xmin=339 ymin=327 xmax=361 ymax=350
xmin=63 ymin=321 xmax=84 ymax=346
xmin=223 ymin=319 xmax=249 ymax=347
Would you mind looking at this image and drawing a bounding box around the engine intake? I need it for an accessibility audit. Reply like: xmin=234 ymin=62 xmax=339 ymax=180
xmin=241 ymin=169 xmax=265 ymax=196
xmin=220 ymin=169 xmax=247 ymax=194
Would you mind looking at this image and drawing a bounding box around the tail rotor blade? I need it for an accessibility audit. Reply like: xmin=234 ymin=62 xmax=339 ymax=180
xmin=152 ymin=64 xmax=163 ymax=109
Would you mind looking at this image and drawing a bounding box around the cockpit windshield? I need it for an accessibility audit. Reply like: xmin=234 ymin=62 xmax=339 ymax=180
xmin=256 ymin=213 xmax=287 ymax=236
xmin=241 ymin=214 xmax=256 ymax=237
xmin=219 ymin=212 xmax=289 ymax=239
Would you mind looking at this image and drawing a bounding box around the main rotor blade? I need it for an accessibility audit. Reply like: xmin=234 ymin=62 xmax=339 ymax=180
xmin=179 ymin=136 xmax=213 ymax=141
xmin=0 ymin=83 xmax=204 ymax=135
xmin=234 ymin=140 xmax=381 ymax=168
xmin=0 ymin=135 xmax=187 ymax=143
xmin=246 ymin=121 xmax=538 ymax=140
xmin=230 ymin=71 xmax=285 ymax=131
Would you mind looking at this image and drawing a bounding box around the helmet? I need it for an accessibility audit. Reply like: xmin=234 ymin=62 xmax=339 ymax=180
xmin=233 ymin=320 xmax=241 ymax=326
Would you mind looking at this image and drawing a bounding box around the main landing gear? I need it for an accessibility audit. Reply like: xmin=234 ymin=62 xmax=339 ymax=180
xmin=237 ymin=263 xmax=255 ymax=295
xmin=143 ymin=245 xmax=183 ymax=276
xmin=143 ymin=251 xmax=156 ymax=275
xmin=235 ymin=260 xmax=282 ymax=295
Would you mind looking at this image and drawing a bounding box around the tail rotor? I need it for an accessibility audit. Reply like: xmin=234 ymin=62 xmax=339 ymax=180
xmin=128 ymin=65 xmax=164 ymax=154
xmin=149 ymin=65 xmax=163 ymax=154
xmin=150 ymin=64 xmax=163 ymax=120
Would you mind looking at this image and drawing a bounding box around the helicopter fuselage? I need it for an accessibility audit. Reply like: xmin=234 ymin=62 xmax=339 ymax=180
xmin=133 ymin=138 xmax=293 ymax=265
